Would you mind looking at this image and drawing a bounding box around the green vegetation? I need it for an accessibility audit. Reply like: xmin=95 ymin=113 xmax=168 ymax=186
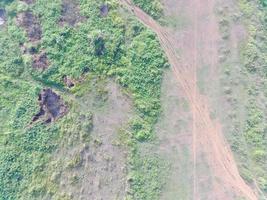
xmin=260 ymin=0 xmax=267 ymax=6
xmin=0 ymin=0 xmax=168 ymax=199
xmin=239 ymin=0 xmax=267 ymax=194
xmin=217 ymin=0 xmax=267 ymax=196
xmin=128 ymin=153 xmax=166 ymax=200
xmin=132 ymin=0 xmax=163 ymax=20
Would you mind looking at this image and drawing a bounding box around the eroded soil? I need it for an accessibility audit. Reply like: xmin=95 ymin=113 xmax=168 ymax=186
xmin=16 ymin=11 xmax=51 ymax=70
xmin=32 ymin=88 xmax=67 ymax=123
xmin=32 ymin=51 xmax=49 ymax=70
xmin=120 ymin=0 xmax=258 ymax=199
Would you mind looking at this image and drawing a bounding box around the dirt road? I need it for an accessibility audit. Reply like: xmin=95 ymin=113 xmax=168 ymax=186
xmin=120 ymin=0 xmax=258 ymax=199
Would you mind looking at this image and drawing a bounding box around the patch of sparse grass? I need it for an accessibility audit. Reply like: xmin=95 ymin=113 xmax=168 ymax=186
xmin=216 ymin=0 xmax=267 ymax=196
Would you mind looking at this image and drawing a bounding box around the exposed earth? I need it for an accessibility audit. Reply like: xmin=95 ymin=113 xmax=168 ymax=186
xmin=32 ymin=88 xmax=68 ymax=123
xmin=120 ymin=0 xmax=258 ymax=199
xmin=17 ymin=11 xmax=42 ymax=42
xmin=1 ymin=0 xmax=266 ymax=199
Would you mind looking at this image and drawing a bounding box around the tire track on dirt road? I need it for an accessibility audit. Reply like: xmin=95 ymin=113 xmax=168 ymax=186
xmin=120 ymin=0 xmax=258 ymax=199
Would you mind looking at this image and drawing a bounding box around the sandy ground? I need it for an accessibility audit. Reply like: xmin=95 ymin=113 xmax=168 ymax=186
xmin=120 ymin=0 xmax=258 ymax=199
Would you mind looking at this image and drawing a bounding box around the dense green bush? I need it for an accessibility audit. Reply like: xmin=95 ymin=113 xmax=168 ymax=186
xmin=260 ymin=0 xmax=267 ymax=6
xmin=132 ymin=0 xmax=163 ymax=20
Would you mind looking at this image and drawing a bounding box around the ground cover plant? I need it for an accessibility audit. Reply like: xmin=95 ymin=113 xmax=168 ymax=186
xmin=215 ymin=0 xmax=267 ymax=197
xmin=0 ymin=0 xmax=168 ymax=199
xmin=238 ymin=0 xmax=267 ymax=195
xmin=132 ymin=0 xmax=163 ymax=20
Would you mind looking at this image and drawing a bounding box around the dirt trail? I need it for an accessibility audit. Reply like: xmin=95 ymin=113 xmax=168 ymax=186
xmin=120 ymin=0 xmax=258 ymax=199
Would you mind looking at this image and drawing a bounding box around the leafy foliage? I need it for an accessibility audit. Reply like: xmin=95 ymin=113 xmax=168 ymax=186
xmin=132 ymin=0 xmax=163 ymax=20
xmin=260 ymin=0 xmax=267 ymax=7
xmin=0 ymin=0 xmax=168 ymax=199
xmin=237 ymin=0 xmax=267 ymax=194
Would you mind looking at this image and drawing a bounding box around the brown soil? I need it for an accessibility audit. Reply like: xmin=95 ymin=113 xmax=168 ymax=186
xmin=32 ymin=89 xmax=67 ymax=123
xmin=120 ymin=0 xmax=258 ymax=199
xmin=32 ymin=51 xmax=49 ymax=70
xmin=59 ymin=0 xmax=85 ymax=27
xmin=17 ymin=11 xmax=42 ymax=42
xmin=17 ymin=11 xmax=49 ymax=70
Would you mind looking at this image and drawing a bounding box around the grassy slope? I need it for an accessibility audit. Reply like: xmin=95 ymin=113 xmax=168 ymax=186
xmin=0 ymin=0 xmax=168 ymax=199
xmin=216 ymin=0 xmax=267 ymax=197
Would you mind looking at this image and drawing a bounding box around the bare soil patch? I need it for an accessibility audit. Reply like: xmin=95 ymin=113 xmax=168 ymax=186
xmin=53 ymin=81 xmax=132 ymax=199
xmin=59 ymin=0 xmax=85 ymax=27
xmin=32 ymin=51 xmax=49 ymax=70
xmin=17 ymin=11 xmax=42 ymax=42
xmin=17 ymin=11 xmax=51 ymax=70
xmin=120 ymin=0 xmax=258 ymax=199
xmin=32 ymin=88 xmax=67 ymax=123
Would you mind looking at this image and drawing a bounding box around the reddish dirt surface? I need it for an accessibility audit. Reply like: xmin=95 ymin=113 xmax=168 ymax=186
xmin=120 ymin=0 xmax=258 ymax=199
